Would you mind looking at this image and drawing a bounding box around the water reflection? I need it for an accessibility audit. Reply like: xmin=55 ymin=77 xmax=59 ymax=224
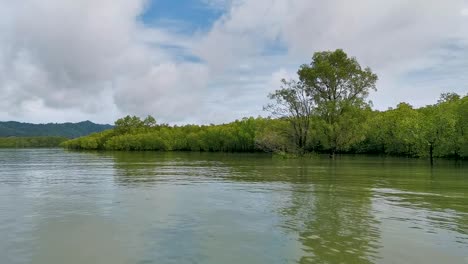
xmin=105 ymin=152 xmax=468 ymax=263
xmin=275 ymin=165 xmax=380 ymax=263
xmin=1 ymin=149 xmax=467 ymax=263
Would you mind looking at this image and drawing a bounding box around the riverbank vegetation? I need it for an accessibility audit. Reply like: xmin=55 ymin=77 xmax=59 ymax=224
xmin=62 ymin=50 xmax=468 ymax=160
xmin=0 ymin=136 xmax=68 ymax=148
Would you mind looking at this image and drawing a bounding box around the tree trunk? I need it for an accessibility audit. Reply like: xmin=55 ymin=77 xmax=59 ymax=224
xmin=429 ymin=143 xmax=434 ymax=166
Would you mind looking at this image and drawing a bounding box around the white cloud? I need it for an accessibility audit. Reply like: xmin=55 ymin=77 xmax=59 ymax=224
xmin=0 ymin=0 xmax=209 ymax=123
xmin=0 ymin=0 xmax=467 ymax=124
xmin=462 ymin=8 xmax=468 ymax=16
xmin=113 ymin=62 xmax=210 ymax=123
xmin=194 ymin=0 xmax=468 ymax=110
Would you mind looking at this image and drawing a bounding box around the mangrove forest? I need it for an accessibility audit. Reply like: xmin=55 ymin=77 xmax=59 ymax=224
xmin=62 ymin=50 xmax=468 ymax=161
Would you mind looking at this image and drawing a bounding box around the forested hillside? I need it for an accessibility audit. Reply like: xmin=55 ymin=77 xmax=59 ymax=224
xmin=0 ymin=121 xmax=112 ymax=138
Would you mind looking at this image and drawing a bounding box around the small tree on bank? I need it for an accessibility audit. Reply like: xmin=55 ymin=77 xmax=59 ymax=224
xmin=264 ymin=79 xmax=315 ymax=154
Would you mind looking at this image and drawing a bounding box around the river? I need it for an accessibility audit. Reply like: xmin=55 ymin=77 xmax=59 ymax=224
xmin=0 ymin=149 xmax=467 ymax=263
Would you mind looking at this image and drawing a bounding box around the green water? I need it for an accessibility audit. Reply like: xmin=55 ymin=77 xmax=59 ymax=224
xmin=0 ymin=149 xmax=467 ymax=264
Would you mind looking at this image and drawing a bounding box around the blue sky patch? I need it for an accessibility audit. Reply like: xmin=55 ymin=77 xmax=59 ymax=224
xmin=140 ymin=0 xmax=223 ymax=33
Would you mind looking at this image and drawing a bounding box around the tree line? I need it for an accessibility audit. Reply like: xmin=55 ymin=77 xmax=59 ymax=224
xmin=62 ymin=49 xmax=468 ymax=161
xmin=0 ymin=136 xmax=68 ymax=148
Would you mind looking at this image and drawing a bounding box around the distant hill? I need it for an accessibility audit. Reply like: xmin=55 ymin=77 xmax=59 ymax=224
xmin=0 ymin=121 xmax=113 ymax=138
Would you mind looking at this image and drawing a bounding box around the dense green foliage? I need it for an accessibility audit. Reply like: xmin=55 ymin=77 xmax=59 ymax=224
xmin=63 ymin=117 xmax=266 ymax=152
xmin=264 ymin=79 xmax=314 ymax=153
xmin=354 ymin=94 xmax=468 ymax=160
xmin=62 ymin=50 xmax=467 ymax=161
xmin=265 ymin=49 xmax=377 ymax=156
xmin=0 ymin=121 xmax=112 ymax=138
xmin=297 ymin=49 xmax=378 ymax=156
xmin=0 ymin=136 xmax=68 ymax=148
xmin=62 ymin=93 xmax=468 ymax=160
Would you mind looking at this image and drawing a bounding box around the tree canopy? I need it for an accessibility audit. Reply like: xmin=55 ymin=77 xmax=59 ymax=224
xmin=298 ymin=50 xmax=378 ymax=157
xmin=0 ymin=136 xmax=67 ymax=148
xmin=62 ymin=92 xmax=468 ymax=162
xmin=264 ymin=79 xmax=314 ymax=153
xmin=60 ymin=49 xmax=467 ymax=163
xmin=265 ymin=49 xmax=378 ymax=156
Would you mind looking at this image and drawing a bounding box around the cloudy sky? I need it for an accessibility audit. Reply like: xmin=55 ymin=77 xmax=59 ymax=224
xmin=0 ymin=0 xmax=467 ymax=124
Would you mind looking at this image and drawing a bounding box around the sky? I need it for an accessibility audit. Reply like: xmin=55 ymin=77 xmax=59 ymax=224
xmin=0 ymin=0 xmax=467 ymax=125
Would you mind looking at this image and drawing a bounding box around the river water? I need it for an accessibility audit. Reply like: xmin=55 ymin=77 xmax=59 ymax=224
xmin=0 ymin=149 xmax=467 ymax=263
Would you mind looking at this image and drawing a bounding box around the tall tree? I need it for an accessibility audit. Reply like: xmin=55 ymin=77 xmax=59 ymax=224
xmin=264 ymin=79 xmax=315 ymax=154
xmin=114 ymin=115 xmax=144 ymax=135
xmin=298 ymin=49 xmax=378 ymax=157
xmin=143 ymin=115 xmax=157 ymax=128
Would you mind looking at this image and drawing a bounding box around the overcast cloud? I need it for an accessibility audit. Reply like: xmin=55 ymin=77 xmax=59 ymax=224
xmin=0 ymin=0 xmax=466 ymax=124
